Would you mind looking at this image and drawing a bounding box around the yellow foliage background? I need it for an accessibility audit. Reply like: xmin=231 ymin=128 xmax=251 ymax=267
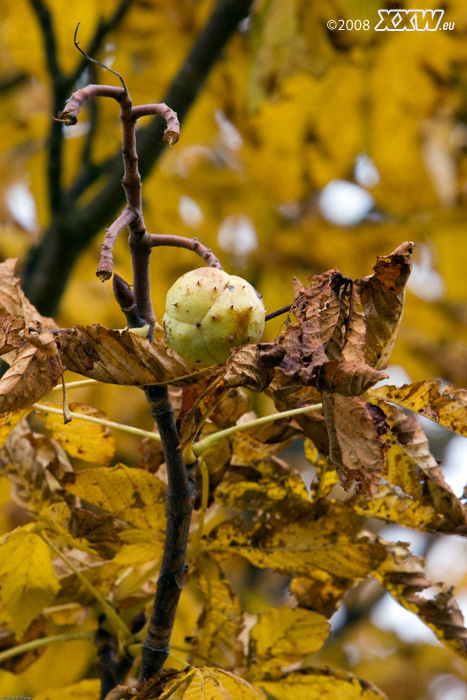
xmin=2 ymin=0 xmax=467 ymax=698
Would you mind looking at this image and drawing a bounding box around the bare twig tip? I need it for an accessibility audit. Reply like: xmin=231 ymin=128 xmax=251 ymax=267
xmin=96 ymin=269 xmax=112 ymax=282
xmin=73 ymin=22 xmax=127 ymax=93
xmin=53 ymin=113 xmax=77 ymax=126
xmin=163 ymin=130 xmax=179 ymax=146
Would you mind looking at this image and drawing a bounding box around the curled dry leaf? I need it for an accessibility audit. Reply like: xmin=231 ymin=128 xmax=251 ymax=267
xmin=55 ymin=324 xmax=221 ymax=386
xmin=0 ymin=418 xmax=74 ymax=512
xmin=0 ymin=316 xmax=27 ymax=356
xmin=372 ymin=379 xmax=467 ymax=437
xmin=322 ymin=394 xmax=388 ymax=494
xmin=378 ymin=399 xmax=467 ymax=529
xmin=376 ymin=540 xmax=467 ymax=657
xmin=223 ymin=342 xmax=284 ymax=392
xmin=316 ymin=360 xmax=387 ymax=396
xmin=355 ymin=241 xmax=414 ymax=369
xmin=0 ymin=259 xmax=56 ymax=329
xmin=0 ymin=329 xmax=64 ymax=414
xmin=279 ymin=270 xmax=335 ymax=383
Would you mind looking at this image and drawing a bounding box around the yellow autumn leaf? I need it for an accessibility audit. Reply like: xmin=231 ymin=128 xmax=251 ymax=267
xmin=214 ymin=457 xmax=310 ymax=512
xmin=0 ymin=530 xmax=60 ymax=637
xmin=257 ymin=668 xmax=387 ymax=700
xmin=371 ymin=380 xmax=467 ymax=437
xmin=64 ymin=464 xmax=167 ymax=532
xmin=180 ymin=667 xmax=262 ymax=700
xmin=0 ymin=409 xmax=28 ymax=447
xmin=34 ymin=678 xmax=100 ymax=700
xmin=290 ymin=572 xmax=354 ymax=619
xmin=191 ymin=555 xmax=244 ymax=669
xmin=208 ymin=504 xmax=387 ymax=579
xmin=44 ymin=401 xmax=115 ymax=464
xmin=375 ymin=541 xmax=467 ymax=658
xmin=353 ymin=484 xmax=443 ymax=533
xmin=304 ymin=438 xmax=339 ymax=499
xmin=248 ymin=607 xmax=330 ymax=680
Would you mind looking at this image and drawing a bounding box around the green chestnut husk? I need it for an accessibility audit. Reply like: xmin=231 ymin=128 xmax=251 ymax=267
xmin=163 ymin=267 xmax=265 ymax=366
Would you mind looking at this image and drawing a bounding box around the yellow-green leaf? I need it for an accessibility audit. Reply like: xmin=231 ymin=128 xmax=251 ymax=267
xmin=148 ymin=666 xmax=262 ymax=700
xmin=186 ymin=667 xmax=262 ymax=700
xmin=44 ymin=401 xmax=115 ymax=464
xmin=34 ymin=678 xmax=100 ymax=700
xmin=249 ymin=607 xmax=330 ymax=680
xmin=257 ymin=668 xmax=387 ymax=700
xmin=64 ymin=464 xmax=166 ymax=532
xmin=0 ymin=530 xmax=60 ymax=637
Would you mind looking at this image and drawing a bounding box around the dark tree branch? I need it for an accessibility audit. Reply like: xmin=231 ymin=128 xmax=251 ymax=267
xmin=28 ymin=0 xmax=68 ymax=213
xmin=28 ymin=0 xmax=63 ymax=84
xmin=22 ymin=0 xmax=255 ymax=317
xmin=139 ymin=385 xmax=196 ymax=682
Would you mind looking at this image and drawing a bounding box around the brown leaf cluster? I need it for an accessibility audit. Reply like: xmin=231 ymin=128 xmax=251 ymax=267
xmin=273 ymin=242 xmax=414 ymax=493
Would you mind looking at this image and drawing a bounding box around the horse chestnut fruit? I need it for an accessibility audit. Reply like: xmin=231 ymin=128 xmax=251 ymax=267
xmin=163 ymin=267 xmax=265 ymax=366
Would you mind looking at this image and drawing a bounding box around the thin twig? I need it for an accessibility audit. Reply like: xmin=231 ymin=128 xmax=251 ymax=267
xmin=150 ymin=234 xmax=222 ymax=269
xmin=23 ymin=0 xmax=255 ymax=317
xmin=70 ymin=0 xmax=133 ymax=87
xmin=73 ymin=23 xmax=127 ymax=92
xmin=265 ymin=303 xmax=294 ymax=322
xmin=97 ymin=207 xmax=138 ymax=281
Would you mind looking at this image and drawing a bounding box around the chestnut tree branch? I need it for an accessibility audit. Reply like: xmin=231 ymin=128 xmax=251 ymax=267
xmin=22 ymin=0 xmax=255 ymax=317
xmin=139 ymin=385 xmax=196 ymax=681
xmin=149 ymin=234 xmax=223 ymax=269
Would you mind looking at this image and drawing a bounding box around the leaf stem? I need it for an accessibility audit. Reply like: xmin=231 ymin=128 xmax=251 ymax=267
xmin=0 ymin=630 xmax=94 ymax=664
xmin=50 ymin=379 xmax=98 ymax=392
xmin=189 ymin=458 xmax=210 ymax=555
xmin=33 ymin=402 xmax=161 ymax=442
xmin=41 ymin=534 xmax=131 ymax=644
xmin=193 ymin=403 xmax=323 ymax=457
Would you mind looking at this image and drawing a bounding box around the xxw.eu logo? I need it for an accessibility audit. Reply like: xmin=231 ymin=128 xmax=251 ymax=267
xmin=375 ymin=9 xmax=453 ymax=31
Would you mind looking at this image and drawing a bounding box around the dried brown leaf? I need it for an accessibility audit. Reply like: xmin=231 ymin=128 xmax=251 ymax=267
xmin=0 ymin=419 xmax=74 ymax=512
xmin=317 ymin=360 xmax=387 ymax=396
xmin=0 ymin=259 xmax=56 ymax=328
xmin=55 ymin=324 xmax=221 ymax=386
xmin=0 ymin=331 xmax=64 ymax=413
xmin=0 ymin=316 xmax=27 ymax=356
xmin=323 ymin=393 xmax=388 ymax=494
xmin=355 ymin=241 xmax=414 ymax=369
xmin=223 ymin=343 xmax=282 ymax=392
xmin=279 ymin=270 xmax=334 ymax=382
